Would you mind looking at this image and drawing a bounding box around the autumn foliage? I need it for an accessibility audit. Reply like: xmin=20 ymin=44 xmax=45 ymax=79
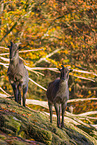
xmin=0 ymin=0 xmax=97 ymax=114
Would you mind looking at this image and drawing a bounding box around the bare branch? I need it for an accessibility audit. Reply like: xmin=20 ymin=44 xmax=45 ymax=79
xmin=65 ymin=112 xmax=97 ymax=130
xmin=76 ymin=84 xmax=97 ymax=90
xmin=33 ymin=47 xmax=64 ymax=66
xmin=76 ymin=111 xmax=97 ymax=116
xmin=0 ymin=87 xmax=11 ymax=97
xmin=0 ymin=48 xmax=44 ymax=56
xmin=29 ymin=78 xmax=47 ymax=91
xmin=26 ymin=99 xmax=49 ymax=109
xmin=27 ymin=67 xmax=96 ymax=82
xmin=0 ymin=56 xmax=9 ymax=62
xmin=0 ymin=62 xmax=8 ymax=68
xmin=26 ymin=98 xmax=97 ymax=109
xmin=73 ymin=69 xmax=97 ymax=77
xmin=0 ymin=93 xmax=8 ymax=97
xmin=19 ymin=48 xmax=44 ymax=53
xmin=0 ymin=60 xmax=96 ymax=82
xmin=86 ymin=116 xmax=97 ymax=120
xmin=28 ymin=67 xmax=58 ymax=72
xmin=0 ymin=53 xmax=9 ymax=56
xmin=72 ymin=75 xmax=95 ymax=82
xmin=0 ymin=46 xmax=9 ymax=50
xmin=67 ymin=98 xmax=97 ymax=103
xmin=26 ymin=66 xmax=44 ymax=76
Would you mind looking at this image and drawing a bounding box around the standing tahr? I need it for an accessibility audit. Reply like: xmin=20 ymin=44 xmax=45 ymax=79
xmin=46 ymin=65 xmax=72 ymax=128
xmin=7 ymin=42 xmax=29 ymax=107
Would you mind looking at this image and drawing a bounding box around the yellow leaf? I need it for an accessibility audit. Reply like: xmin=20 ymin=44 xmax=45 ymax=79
xmin=88 ymin=91 xmax=91 ymax=94
xmin=64 ymin=50 xmax=68 ymax=54
xmin=70 ymin=42 xmax=75 ymax=48
xmin=56 ymin=26 xmax=61 ymax=30
xmin=30 ymin=139 xmax=35 ymax=141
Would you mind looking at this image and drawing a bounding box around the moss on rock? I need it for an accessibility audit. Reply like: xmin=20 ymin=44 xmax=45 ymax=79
xmin=0 ymin=139 xmax=8 ymax=145
xmin=28 ymin=124 xmax=52 ymax=145
xmin=0 ymin=97 xmax=97 ymax=145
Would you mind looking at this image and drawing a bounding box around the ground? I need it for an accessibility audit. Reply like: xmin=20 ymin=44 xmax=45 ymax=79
xmin=0 ymin=97 xmax=97 ymax=145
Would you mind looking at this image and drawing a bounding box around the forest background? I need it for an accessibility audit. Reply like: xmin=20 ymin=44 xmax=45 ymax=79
xmin=0 ymin=0 xmax=97 ymax=115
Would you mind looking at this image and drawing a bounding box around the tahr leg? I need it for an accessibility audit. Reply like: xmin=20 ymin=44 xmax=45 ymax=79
xmin=48 ymin=101 xmax=53 ymax=123
xmin=11 ymin=83 xmax=18 ymax=103
xmin=54 ymin=103 xmax=61 ymax=128
xmin=23 ymin=85 xmax=28 ymax=107
xmin=18 ymin=84 xmax=21 ymax=105
xmin=61 ymin=102 xmax=67 ymax=128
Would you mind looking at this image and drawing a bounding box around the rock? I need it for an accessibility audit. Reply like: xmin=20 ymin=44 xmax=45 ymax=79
xmin=0 ymin=97 xmax=97 ymax=145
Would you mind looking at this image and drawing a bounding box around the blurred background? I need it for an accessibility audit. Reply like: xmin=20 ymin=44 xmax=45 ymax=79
xmin=0 ymin=0 xmax=97 ymax=115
